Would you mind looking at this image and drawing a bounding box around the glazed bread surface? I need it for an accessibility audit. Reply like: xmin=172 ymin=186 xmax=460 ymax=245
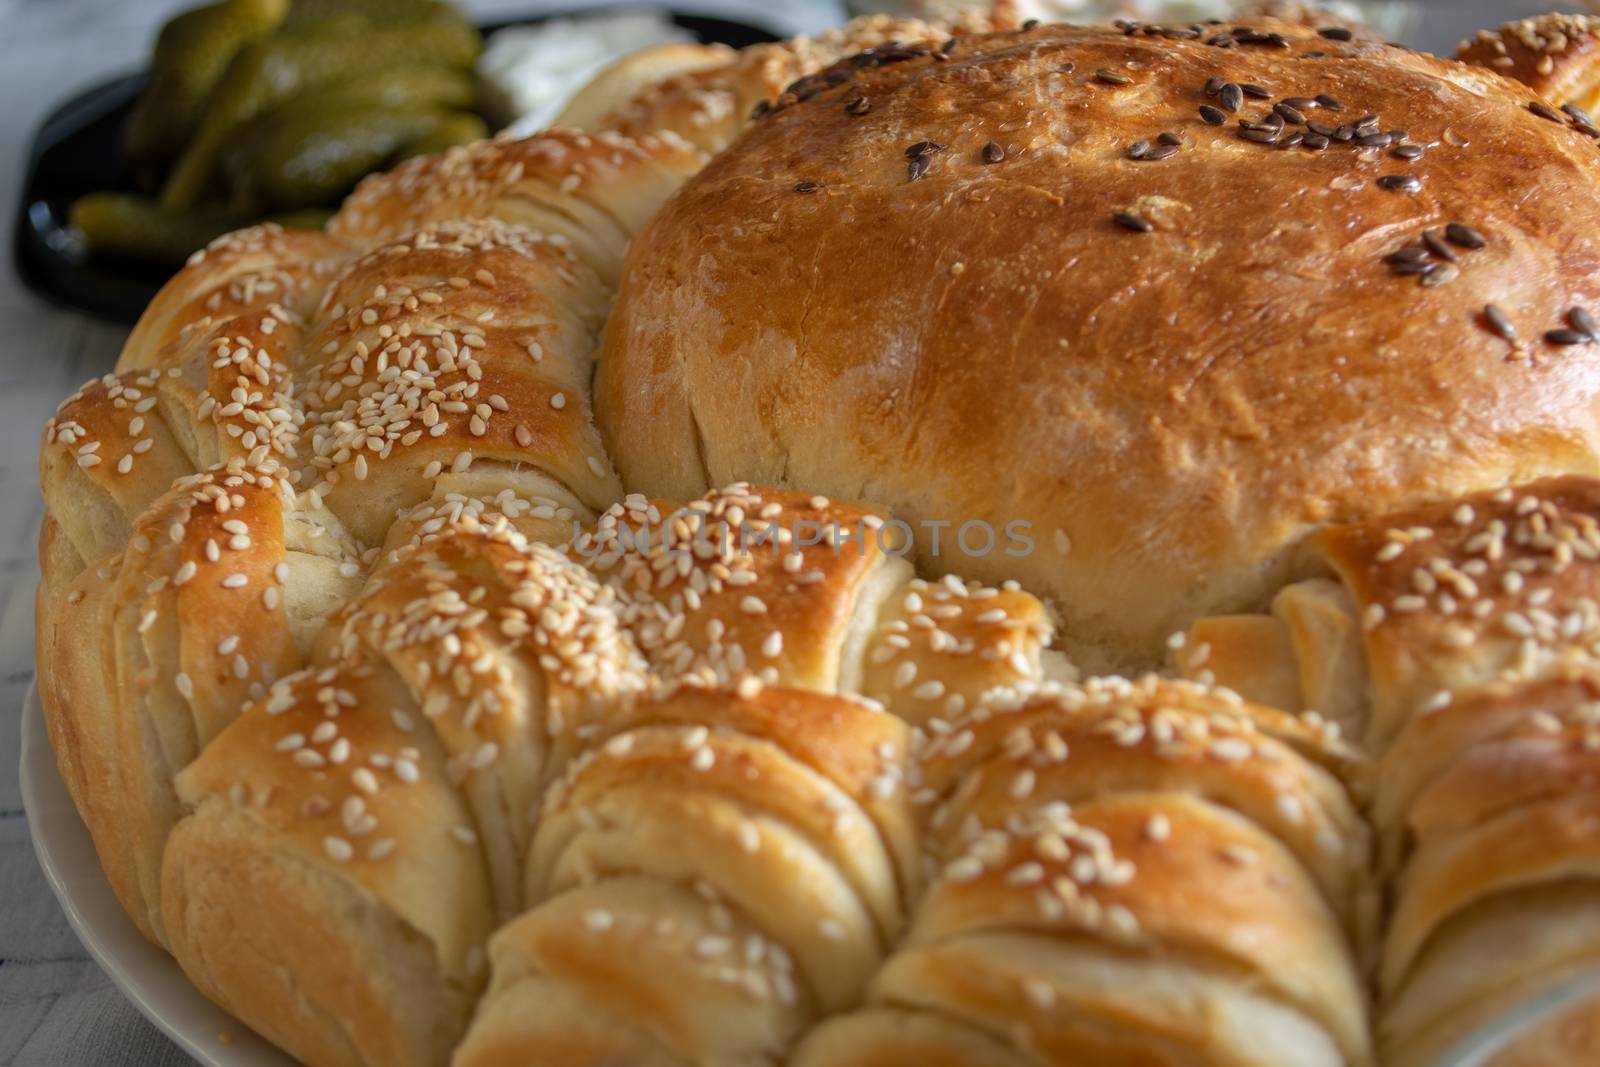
xmin=599 ymin=16 xmax=1600 ymax=669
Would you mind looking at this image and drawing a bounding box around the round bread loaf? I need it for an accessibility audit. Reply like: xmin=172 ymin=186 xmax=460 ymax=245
xmin=598 ymin=18 xmax=1600 ymax=669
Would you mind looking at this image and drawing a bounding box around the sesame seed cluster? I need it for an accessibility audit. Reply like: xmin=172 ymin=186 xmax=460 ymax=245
xmin=1171 ymin=473 xmax=1600 ymax=1066
xmin=35 ymin=11 xmax=1600 ymax=1067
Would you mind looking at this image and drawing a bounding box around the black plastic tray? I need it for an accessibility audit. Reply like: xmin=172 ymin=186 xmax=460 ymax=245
xmin=13 ymin=9 xmax=779 ymax=324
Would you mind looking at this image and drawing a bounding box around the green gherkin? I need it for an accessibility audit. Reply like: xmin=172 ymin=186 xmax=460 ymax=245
xmin=280 ymin=0 xmax=450 ymax=31
xmin=69 ymin=192 xmax=326 ymax=266
xmin=160 ymin=7 xmax=481 ymax=208
xmin=222 ymin=103 xmax=460 ymax=210
xmin=394 ymin=111 xmax=489 ymax=161
xmin=123 ymin=0 xmax=288 ymax=180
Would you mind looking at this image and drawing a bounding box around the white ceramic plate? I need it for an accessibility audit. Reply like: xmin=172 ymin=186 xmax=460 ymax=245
xmin=19 ymin=683 xmax=297 ymax=1067
xmin=21 ymin=681 xmax=1600 ymax=1067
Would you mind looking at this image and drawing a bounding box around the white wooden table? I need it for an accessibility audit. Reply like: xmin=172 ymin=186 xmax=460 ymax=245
xmin=0 ymin=0 xmax=1561 ymax=1063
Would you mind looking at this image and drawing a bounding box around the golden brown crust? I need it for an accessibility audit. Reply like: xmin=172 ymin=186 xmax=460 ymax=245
xmin=1457 ymin=14 xmax=1600 ymax=114
xmin=554 ymin=43 xmax=737 ymax=133
xmin=791 ymin=1009 xmax=1036 ymax=1067
xmin=917 ymin=679 xmax=1370 ymax=933
xmin=600 ymin=18 xmax=1600 ymax=666
xmin=1316 ymin=475 xmax=1600 ymax=749
xmin=452 ymin=681 xmax=915 ymax=1063
xmin=845 ymin=673 xmax=1373 ymax=1067
xmin=121 ymin=225 xmax=350 ymax=369
xmin=325 ymin=518 xmax=648 ymax=917
xmin=579 ymin=485 xmax=915 ymax=694
xmin=595 ymin=15 xmax=1008 ymax=155
xmin=299 ymin=218 xmax=622 ymax=542
xmin=860 ymin=574 xmax=1057 ymax=726
xmin=329 ymin=129 xmax=706 ymax=286
xmin=40 ymin=11 xmax=1600 ymax=1067
xmin=164 ymin=661 xmax=494 ymax=1067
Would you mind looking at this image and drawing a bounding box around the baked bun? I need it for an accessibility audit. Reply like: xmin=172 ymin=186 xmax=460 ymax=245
xmin=800 ymin=676 xmax=1372 ymax=1067
xmin=598 ymin=17 xmax=1600 ymax=668
xmin=1458 ymin=13 xmax=1600 ymax=115
xmin=594 ymin=12 xmax=1019 ymax=154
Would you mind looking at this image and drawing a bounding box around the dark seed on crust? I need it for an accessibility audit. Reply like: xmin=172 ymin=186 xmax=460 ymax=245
xmin=1377 ymin=175 xmax=1422 ymax=192
xmin=1421 ymin=230 xmax=1458 ymax=262
xmin=1205 ymin=76 xmax=1225 ymax=95
xmin=906 ymin=140 xmax=946 ymax=158
xmin=1240 ymin=127 xmax=1281 ymax=144
xmin=1023 ymin=18 xmax=1040 ymax=29
xmin=1113 ymin=211 xmax=1154 ymax=232
xmin=846 ymin=96 xmax=871 ymax=115
xmin=1303 ymin=133 xmax=1329 ymax=150
xmin=1275 ymin=102 xmax=1308 ymax=124
xmin=1390 ymin=259 xmax=1434 ymax=276
xmin=1143 ymin=144 xmax=1180 ymax=160
xmin=1279 ymin=131 xmax=1305 ymax=148
xmin=1241 ymin=83 xmax=1272 ymax=99
xmin=1484 ymin=304 xmax=1517 ymax=341
xmin=1200 ymin=104 xmax=1228 ymax=125
xmin=1096 ymin=68 xmax=1135 ymax=85
xmin=1357 ymin=132 xmax=1396 ymax=147
xmin=1319 ymin=26 xmax=1354 ymax=40
xmin=1315 ymin=94 xmax=1344 ymax=110
xmin=1219 ymin=82 xmax=1244 ymax=112
xmin=1546 ymin=328 xmax=1592 ymax=346
xmin=1283 ymin=97 xmax=1320 ymax=110
xmin=794 ymin=181 xmax=822 ymax=193
xmin=1392 ymin=144 xmax=1425 ymax=160
xmin=1529 ymin=101 xmax=1565 ymax=123
xmin=1421 ymin=263 xmax=1459 ymax=287
xmin=1307 ymin=120 xmax=1337 ymax=137
xmin=1384 ymin=246 xmax=1430 ymax=265
xmin=1570 ymin=307 xmax=1600 ymax=340
xmin=1355 ymin=114 xmax=1381 ymax=129
xmin=1127 ymin=140 xmax=1152 ymax=159
xmin=1333 ymin=125 xmax=1357 ymax=142
xmin=1445 ymin=223 xmax=1487 ymax=249
xmin=982 ymin=141 xmax=1005 ymax=163
xmin=908 ymin=156 xmax=932 ymax=181
xmin=1564 ymin=103 xmax=1595 ymax=125
xmin=1158 ymin=131 xmax=1184 ymax=146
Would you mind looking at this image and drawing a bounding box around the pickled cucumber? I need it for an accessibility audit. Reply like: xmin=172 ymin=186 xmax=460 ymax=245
xmin=281 ymin=0 xmax=453 ymax=31
xmin=123 ymin=0 xmax=287 ymax=177
xmin=395 ymin=111 xmax=489 ymax=161
xmin=70 ymin=193 xmax=248 ymax=265
xmin=222 ymin=104 xmax=453 ymax=210
xmin=72 ymin=194 xmax=330 ymax=265
xmin=160 ymin=10 xmax=481 ymax=208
